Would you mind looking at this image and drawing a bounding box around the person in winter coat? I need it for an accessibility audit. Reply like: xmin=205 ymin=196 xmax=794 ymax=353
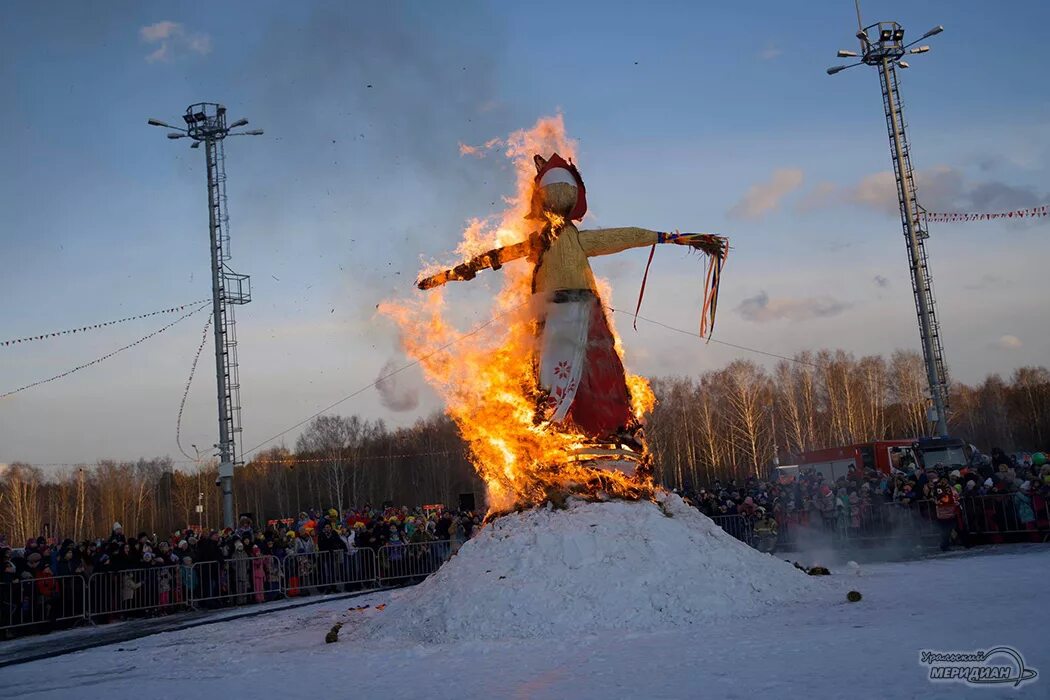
xmin=316 ymin=522 xmax=347 ymax=592
xmin=848 ymin=491 xmax=862 ymax=534
xmin=230 ymin=541 xmax=250 ymax=605
xmin=250 ymin=545 xmax=266 ymax=603
xmin=933 ymin=479 xmax=960 ymax=552
xmin=263 ymin=547 xmax=282 ymax=600
xmin=157 ymin=563 xmax=173 ymax=612
xmin=108 ymin=523 xmax=126 ymax=546
xmin=288 ymin=529 xmax=315 ymax=593
xmin=818 ymin=486 xmax=838 ymax=531
xmin=235 ymin=516 xmax=255 ymax=542
xmin=179 ymin=556 xmax=197 ymax=600
xmin=193 ymin=532 xmax=223 ymax=605
xmin=1014 ymin=482 xmax=1037 ymax=535
xmin=737 ymin=497 xmax=757 ymax=518
xmin=120 ymin=571 xmax=142 ymax=613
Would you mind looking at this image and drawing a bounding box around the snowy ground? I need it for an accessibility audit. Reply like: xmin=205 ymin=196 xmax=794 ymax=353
xmin=4 ymin=543 xmax=1046 ymax=699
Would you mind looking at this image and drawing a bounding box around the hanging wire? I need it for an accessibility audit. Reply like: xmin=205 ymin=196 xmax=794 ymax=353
xmin=239 ymin=302 xmax=527 ymax=460
xmin=175 ymin=314 xmax=214 ymax=461
xmin=21 ymin=449 xmax=464 ymax=470
xmin=18 ymin=301 xmax=908 ymax=464
xmin=1 ymin=299 xmax=211 ymax=348
xmin=610 ymin=306 xmax=824 ymax=369
xmin=0 ymin=303 xmax=211 ymax=400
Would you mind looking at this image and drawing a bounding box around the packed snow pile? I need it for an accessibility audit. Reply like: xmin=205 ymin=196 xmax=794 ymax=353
xmin=351 ymin=493 xmax=822 ymax=642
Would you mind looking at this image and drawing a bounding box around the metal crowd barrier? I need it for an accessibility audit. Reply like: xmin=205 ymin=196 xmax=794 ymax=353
xmin=377 ymin=540 xmax=453 ymax=585
xmin=87 ymin=565 xmax=190 ymax=620
xmin=709 ymin=514 xmax=754 ymax=546
xmin=0 ymin=573 xmax=88 ymax=632
xmin=713 ymin=494 xmax=1050 ymax=551
xmin=1 ymin=539 xmax=456 ymax=635
xmin=190 ymin=555 xmax=280 ymax=607
xmin=959 ymin=494 xmax=1049 ymax=539
xmin=281 ymin=549 xmax=378 ymax=597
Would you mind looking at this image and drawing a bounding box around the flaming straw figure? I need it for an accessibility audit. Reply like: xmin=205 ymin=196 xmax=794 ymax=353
xmin=382 ymin=117 xmax=727 ymax=513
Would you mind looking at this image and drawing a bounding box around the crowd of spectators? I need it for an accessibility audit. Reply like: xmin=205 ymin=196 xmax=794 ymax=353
xmin=683 ymin=449 xmax=1050 ymax=550
xmin=4 ymin=450 xmax=1049 ymax=638
xmin=0 ymin=505 xmax=482 ymax=639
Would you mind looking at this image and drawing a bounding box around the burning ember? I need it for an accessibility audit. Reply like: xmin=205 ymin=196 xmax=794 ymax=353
xmin=381 ymin=116 xmax=727 ymax=513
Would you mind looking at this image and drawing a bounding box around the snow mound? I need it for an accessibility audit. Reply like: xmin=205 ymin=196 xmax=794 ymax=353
xmin=352 ymin=493 xmax=821 ymax=642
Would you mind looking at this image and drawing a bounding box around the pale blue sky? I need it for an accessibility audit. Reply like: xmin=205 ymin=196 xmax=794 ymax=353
xmin=2 ymin=1 xmax=1048 ymax=466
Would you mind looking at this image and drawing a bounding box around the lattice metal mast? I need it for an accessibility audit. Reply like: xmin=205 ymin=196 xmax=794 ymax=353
xmin=148 ymin=104 xmax=263 ymax=526
xmin=827 ymin=18 xmax=949 ymax=437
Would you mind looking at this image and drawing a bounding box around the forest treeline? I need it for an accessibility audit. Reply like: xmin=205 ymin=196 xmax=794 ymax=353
xmin=2 ymin=349 xmax=1048 ymax=543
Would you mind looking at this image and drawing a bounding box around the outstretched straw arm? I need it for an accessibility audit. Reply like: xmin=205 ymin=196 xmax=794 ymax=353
xmin=417 ymin=238 xmax=532 ymax=290
xmin=579 ymin=228 xmax=728 ymax=259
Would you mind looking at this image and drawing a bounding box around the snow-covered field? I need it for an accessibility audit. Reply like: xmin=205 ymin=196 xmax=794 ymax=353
xmin=4 ymin=535 xmax=1046 ymax=698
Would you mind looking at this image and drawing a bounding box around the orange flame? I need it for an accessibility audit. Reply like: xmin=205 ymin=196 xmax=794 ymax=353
xmin=381 ymin=116 xmax=653 ymax=513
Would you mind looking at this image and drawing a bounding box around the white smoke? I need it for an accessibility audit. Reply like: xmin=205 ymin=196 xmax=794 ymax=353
xmin=375 ymin=359 xmax=419 ymax=412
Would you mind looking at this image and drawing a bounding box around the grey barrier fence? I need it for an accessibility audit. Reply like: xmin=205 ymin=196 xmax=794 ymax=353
xmin=1 ymin=573 xmax=88 ymax=632
xmin=2 ymin=540 xmax=455 ymax=635
xmin=87 ymin=565 xmax=191 ymax=620
xmin=281 ymin=549 xmax=379 ymax=597
xmin=958 ymin=494 xmax=1049 ymax=538
xmin=713 ymin=495 xmax=1050 ymax=552
xmin=191 ymin=555 xmax=282 ymax=607
xmin=377 ymin=540 xmax=454 ymax=585
xmin=709 ymin=514 xmax=754 ymax=547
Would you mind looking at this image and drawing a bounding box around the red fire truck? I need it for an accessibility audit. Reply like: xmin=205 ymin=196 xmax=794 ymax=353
xmin=792 ymin=437 xmax=972 ymax=482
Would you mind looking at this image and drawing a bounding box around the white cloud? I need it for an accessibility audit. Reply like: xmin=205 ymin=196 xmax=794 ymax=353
xmin=736 ymin=290 xmax=851 ymax=323
xmin=993 ymin=335 xmax=1023 ymax=350
xmin=139 ymin=21 xmax=212 ymax=63
xmin=850 ymin=170 xmax=900 ymax=216
xmin=140 ymin=21 xmax=180 ymax=42
xmin=797 ymin=165 xmax=1047 ymax=220
xmin=727 ymin=168 xmax=803 ymax=220
xmin=795 ymin=181 xmax=838 ymax=213
xmin=758 ymin=45 xmax=781 ymax=60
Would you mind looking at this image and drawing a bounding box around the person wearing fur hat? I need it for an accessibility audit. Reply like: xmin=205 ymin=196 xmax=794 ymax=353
xmin=108 ymin=522 xmax=126 ymax=546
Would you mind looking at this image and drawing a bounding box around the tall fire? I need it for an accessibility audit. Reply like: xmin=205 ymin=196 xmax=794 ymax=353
xmin=381 ymin=116 xmax=727 ymax=514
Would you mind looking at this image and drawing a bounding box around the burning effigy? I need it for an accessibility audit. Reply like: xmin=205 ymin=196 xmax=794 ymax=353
xmin=382 ymin=116 xmax=727 ymax=513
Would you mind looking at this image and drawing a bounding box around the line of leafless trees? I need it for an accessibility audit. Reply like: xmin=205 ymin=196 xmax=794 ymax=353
xmin=647 ymin=352 xmax=1049 ymax=490
xmin=2 ymin=350 xmax=1047 ymax=542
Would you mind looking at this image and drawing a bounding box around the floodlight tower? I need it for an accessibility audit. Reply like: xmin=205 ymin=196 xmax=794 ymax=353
xmin=827 ymin=16 xmax=949 ymax=437
xmin=148 ymin=104 xmax=264 ymax=527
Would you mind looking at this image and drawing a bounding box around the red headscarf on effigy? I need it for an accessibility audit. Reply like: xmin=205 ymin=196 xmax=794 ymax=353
xmin=534 ymin=153 xmax=588 ymax=221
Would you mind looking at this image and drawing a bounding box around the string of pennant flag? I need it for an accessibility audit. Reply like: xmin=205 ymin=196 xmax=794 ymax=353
xmin=0 ymin=303 xmax=211 ymax=400
xmin=176 ymin=314 xmax=214 ymax=461
xmin=21 ymin=449 xmax=464 ymax=469
xmin=1 ymin=299 xmax=211 ymax=348
xmin=922 ymin=205 xmax=1048 ymax=223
